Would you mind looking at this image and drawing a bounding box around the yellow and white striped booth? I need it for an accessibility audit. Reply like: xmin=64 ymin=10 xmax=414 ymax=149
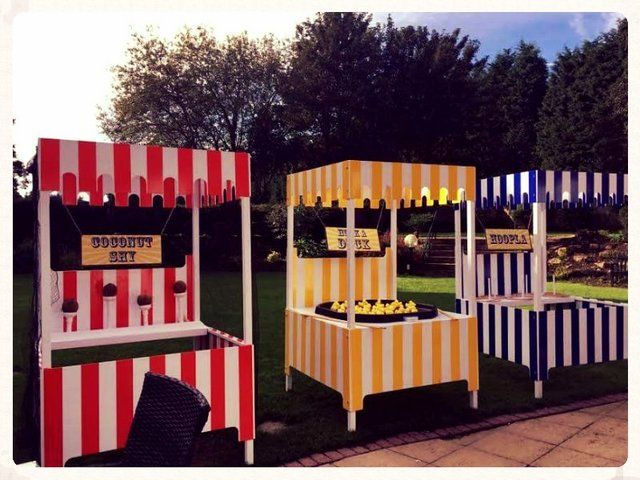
xmin=285 ymin=160 xmax=479 ymax=430
xmin=286 ymin=160 xmax=476 ymax=207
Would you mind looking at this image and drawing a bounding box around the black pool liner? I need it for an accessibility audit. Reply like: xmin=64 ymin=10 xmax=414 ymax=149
xmin=315 ymin=299 xmax=438 ymax=324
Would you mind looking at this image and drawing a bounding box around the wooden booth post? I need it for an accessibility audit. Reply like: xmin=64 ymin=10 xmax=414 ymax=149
xmin=284 ymin=204 xmax=294 ymax=392
xmin=465 ymin=199 xmax=478 ymax=409
xmin=532 ymin=201 xmax=546 ymax=398
xmin=346 ymin=199 xmax=356 ymax=431
xmin=240 ymin=196 xmax=254 ymax=463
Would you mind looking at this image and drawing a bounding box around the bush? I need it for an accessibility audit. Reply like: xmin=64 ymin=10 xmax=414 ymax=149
xmin=619 ymin=205 xmax=628 ymax=240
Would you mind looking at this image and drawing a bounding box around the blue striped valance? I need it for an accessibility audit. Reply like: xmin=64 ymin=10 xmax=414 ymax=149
xmin=477 ymin=170 xmax=628 ymax=209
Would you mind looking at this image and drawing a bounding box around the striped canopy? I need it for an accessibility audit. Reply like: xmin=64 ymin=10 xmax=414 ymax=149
xmin=38 ymin=138 xmax=251 ymax=207
xmin=478 ymin=170 xmax=628 ymax=209
xmin=286 ymin=160 xmax=476 ymax=207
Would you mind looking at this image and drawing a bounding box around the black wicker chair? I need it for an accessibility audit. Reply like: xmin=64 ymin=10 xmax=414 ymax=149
xmin=120 ymin=372 xmax=211 ymax=467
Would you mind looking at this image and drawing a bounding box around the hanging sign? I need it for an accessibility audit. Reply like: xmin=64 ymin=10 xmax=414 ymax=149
xmin=81 ymin=235 xmax=162 ymax=266
xmin=485 ymin=229 xmax=532 ymax=251
xmin=325 ymin=227 xmax=381 ymax=252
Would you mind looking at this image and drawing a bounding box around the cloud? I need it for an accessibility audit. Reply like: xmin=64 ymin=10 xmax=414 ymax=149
xmin=569 ymin=13 xmax=588 ymax=39
xmin=601 ymin=12 xmax=624 ymax=31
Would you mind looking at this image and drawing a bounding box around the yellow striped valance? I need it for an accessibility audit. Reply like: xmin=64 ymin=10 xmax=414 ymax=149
xmin=286 ymin=160 xmax=476 ymax=207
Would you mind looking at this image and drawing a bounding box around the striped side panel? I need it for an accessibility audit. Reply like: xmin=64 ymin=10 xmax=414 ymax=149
xmin=41 ymin=343 xmax=254 ymax=466
xmin=462 ymin=252 xmax=533 ymax=297
xmin=539 ymin=305 xmax=627 ymax=380
xmin=290 ymin=249 xmax=393 ymax=308
xmin=477 ymin=303 xmax=534 ymax=373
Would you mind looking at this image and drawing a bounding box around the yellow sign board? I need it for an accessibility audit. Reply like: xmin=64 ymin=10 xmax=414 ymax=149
xmin=325 ymin=227 xmax=381 ymax=252
xmin=485 ymin=229 xmax=532 ymax=251
xmin=81 ymin=235 xmax=162 ymax=266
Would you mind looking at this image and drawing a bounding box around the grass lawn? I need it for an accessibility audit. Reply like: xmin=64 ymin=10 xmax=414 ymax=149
xmin=13 ymin=273 xmax=627 ymax=466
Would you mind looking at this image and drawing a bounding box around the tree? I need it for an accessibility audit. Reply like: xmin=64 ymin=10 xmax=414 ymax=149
xmin=99 ymin=27 xmax=285 ymax=152
xmin=377 ymin=19 xmax=486 ymax=164
xmin=473 ymin=41 xmax=547 ymax=176
xmin=536 ymin=19 xmax=627 ymax=172
xmin=282 ymin=13 xmax=384 ymax=168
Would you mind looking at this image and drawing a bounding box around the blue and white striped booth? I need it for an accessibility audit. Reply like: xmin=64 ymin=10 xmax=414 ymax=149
xmin=477 ymin=170 xmax=627 ymax=209
xmin=456 ymin=298 xmax=627 ymax=382
xmin=455 ymin=169 xmax=628 ymax=394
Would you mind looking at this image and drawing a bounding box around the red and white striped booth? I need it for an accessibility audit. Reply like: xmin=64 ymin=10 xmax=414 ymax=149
xmin=36 ymin=138 xmax=255 ymax=466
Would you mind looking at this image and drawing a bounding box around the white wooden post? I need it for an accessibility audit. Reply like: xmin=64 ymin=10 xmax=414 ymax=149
xmin=240 ymin=197 xmax=253 ymax=343
xmin=192 ymin=182 xmax=201 ymax=323
xmin=465 ymin=200 xmax=477 ymax=316
xmin=240 ymin=196 xmax=254 ymax=465
xmin=285 ymin=204 xmax=294 ymax=391
xmin=534 ymin=381 xmax=543 ymax=399
xmin=346 ymin=199 xmax=356 ymax=329
xmin=346 ymin=199 xmax=356 ymax=431
xmin=469 ymin=390 xmax=478 ymax=409
xmin=348 ymin=411 xmax=356 ymax=432
xmin=38 ymin=192 xmax=52 ymax=466
xmin=390 ymin=199 xmax=398 ymax=299
xmin=285 ymin=205 xmax=294 ymax=310
xmin=532 ymin=202 xmax=545 ymax=312
xmin=244 ymin=439 xmax=254 ymax=465
xmin=454 ymin=205 xmax=462 ymax=299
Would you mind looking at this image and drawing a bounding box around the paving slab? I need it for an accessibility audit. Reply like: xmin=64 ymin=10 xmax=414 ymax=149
xmin=537 ymin=410 xmax=599 ymax=429
xmin=450 ymin=428 xmax=497 ymax=446
xmin=504 ymin=418 xmax=580 ymax=444
xmin=433 ymin=446 xmax=523 ymax=467
xmin=531 ymin=446 xmax=619 ymax=467
xmin=472 ymin=430 xmax=554 ymax=464
xmin=333 ymin=449 xmax=426 ymax=467
xmin=581 ymin=402 xmax=623 ymax=416
xmin=605 ymin=402 xmax=628 ymax=420
xmin=583 ymin=416 xmax=628 ymax=440
xmin=560 ymin=430 xmax=627 ymax=463
xmin=390 ymin=439 xmax=461 ymax=464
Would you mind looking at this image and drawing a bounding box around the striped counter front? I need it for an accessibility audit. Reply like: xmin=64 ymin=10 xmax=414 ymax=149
xmin=284 ymin=308 xmax=479 ymax=425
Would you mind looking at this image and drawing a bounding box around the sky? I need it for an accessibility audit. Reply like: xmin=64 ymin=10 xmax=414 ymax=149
xmin=12 ymin=11 xmax=624 ymax=168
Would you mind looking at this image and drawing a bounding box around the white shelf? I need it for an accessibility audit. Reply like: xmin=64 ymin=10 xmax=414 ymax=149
xmin=51 ymin=321 xmax=209 ymax=350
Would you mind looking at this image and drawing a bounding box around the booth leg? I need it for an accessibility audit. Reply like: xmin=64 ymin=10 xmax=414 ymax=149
xmin=244 ymin=440 xmax=254 ymax=465
xmin=285 ymin=374 xmax=292 ymax=392
xmin=469 ymin=391 xmax=478 ymax=409
xmin=534 ymin=381 xmax=543 ymax=399
xmin=347 ymin=411 xmax=356 ymax=432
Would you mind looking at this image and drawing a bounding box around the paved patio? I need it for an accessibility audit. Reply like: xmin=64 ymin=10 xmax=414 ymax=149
xmin=327 ymin=400 xmax=627 ymax=467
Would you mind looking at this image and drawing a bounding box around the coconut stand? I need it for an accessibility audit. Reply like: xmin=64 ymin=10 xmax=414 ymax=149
xmin=284 ymin=160 xmax=480 ymax=431
xmin=35 ymin=138 xmax=255 ymax=466
xmin=455 ymin=169 xmax=628 ymax=398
